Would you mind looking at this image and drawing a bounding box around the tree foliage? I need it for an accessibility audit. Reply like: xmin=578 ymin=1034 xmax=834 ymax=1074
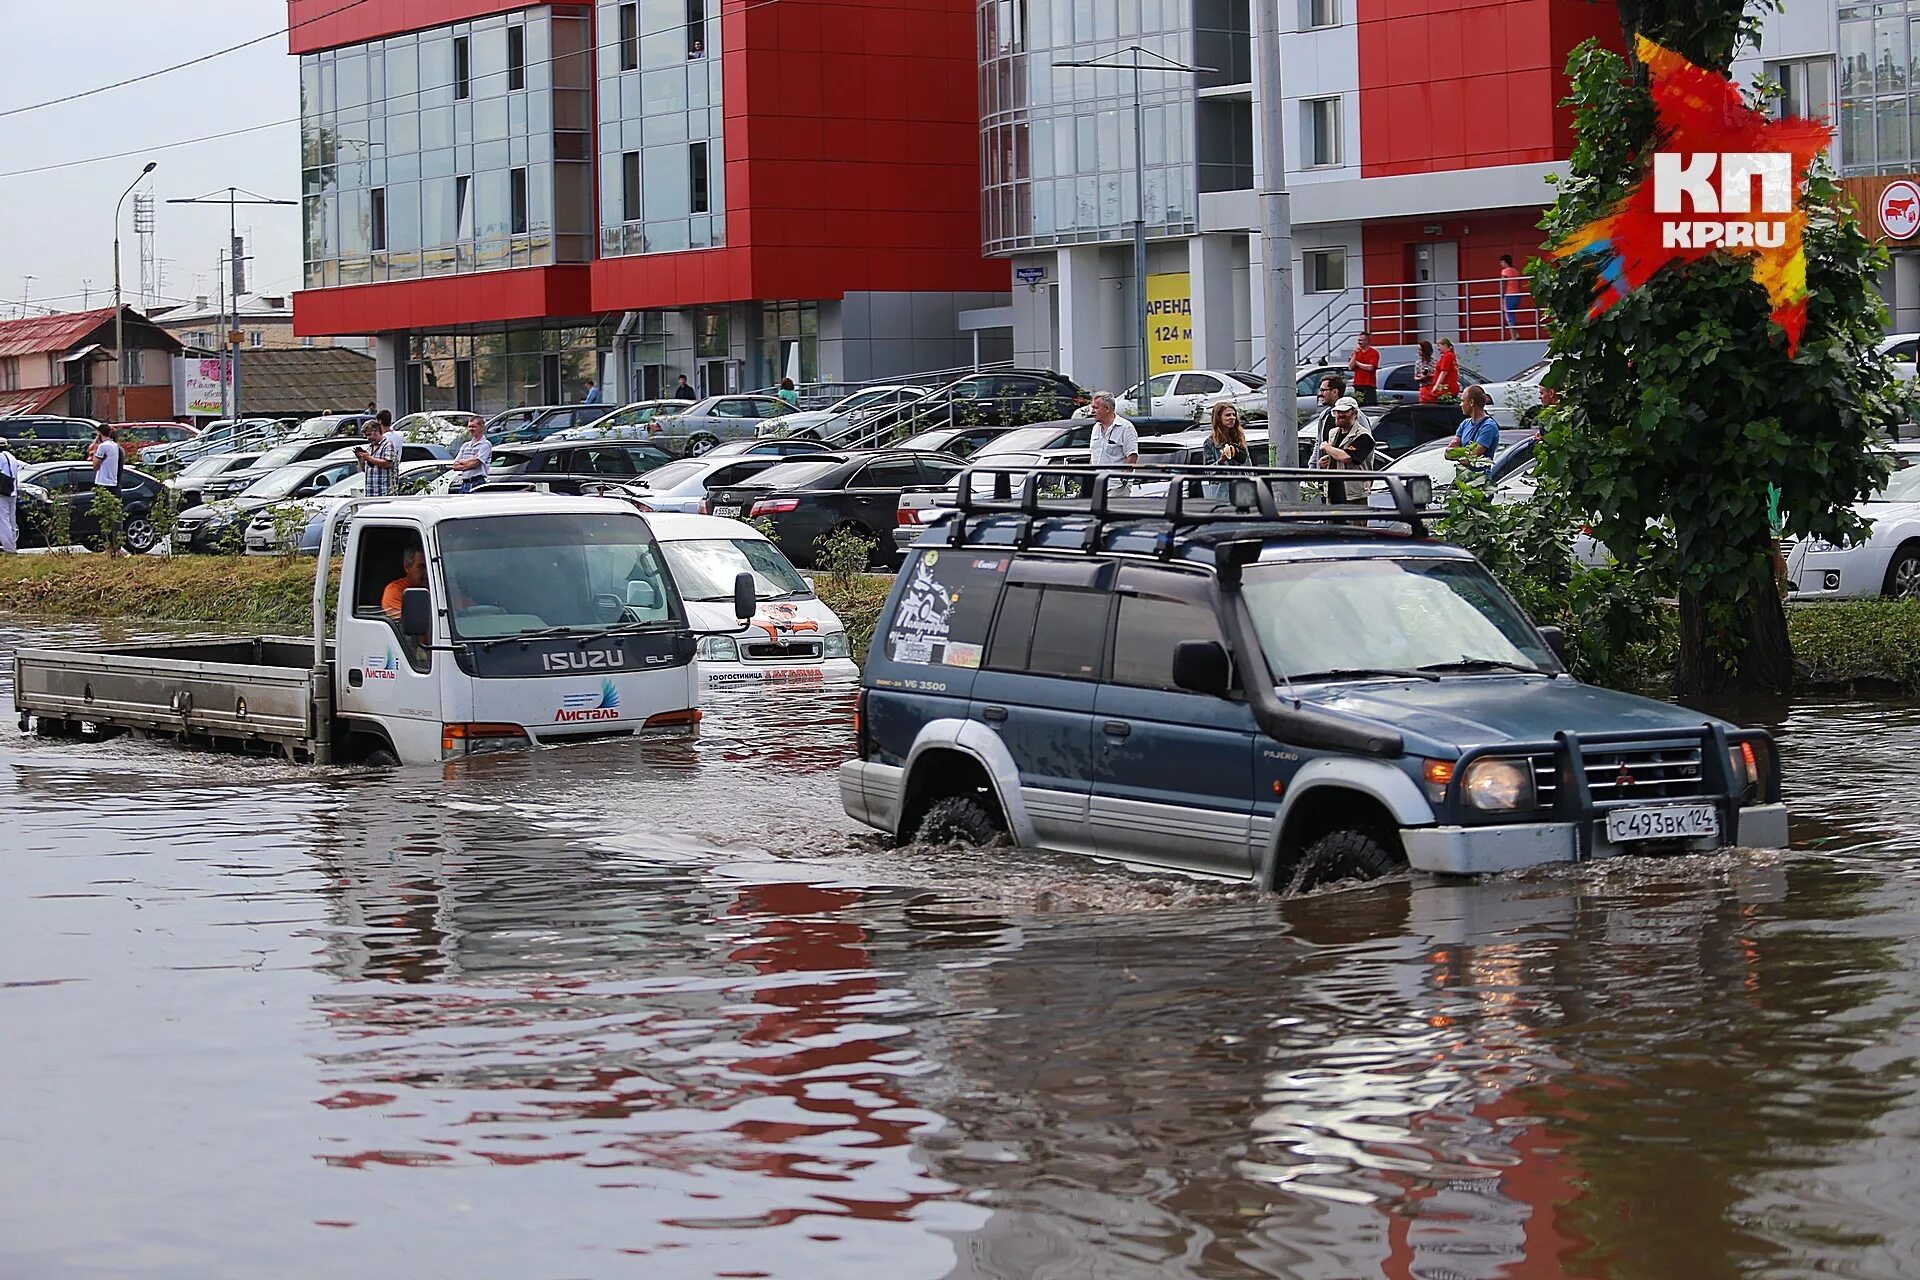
xmin=1533 ymin=22 xmax=1900 ymax=693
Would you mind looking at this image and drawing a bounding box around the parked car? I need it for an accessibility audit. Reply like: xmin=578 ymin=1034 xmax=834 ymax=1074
xmin=139 ymin=417 xmax=282 ymax=469
xmin=1296 ymin=402 xmax=1519 ymax=465
xmin=0 ymin=415 xmax=100 ymax=461
xmin=1292 ymin=364 xmax=1355 ymax=414
xmin=1135 ymin=426 xmax=1276 ymax=467
xmin=762 ymin=384 xmax=931 ymax=440
xmin=894 ymin=425 xmax=1021 ymax=457
xmin=194 ymin=435 xmax=370 ymax=502
xmin=480 ymin=439 xmax=678 ymax=493
xmin=966 ymin=415 xmax=1196 ymax=462
xmin=173 ymin=444 xmax=448 ymax=554
xmin=1478 ymin=359 xmax=1553 ymax=425
xmin=1364 ymin=433 xmax=1534 ymax=513
xmin=893 ymin=446 xmax=1093 ymax=559
xmin=612 ymin=453 xmax=788 ymax=513
xmin=1095 ymin=369 xmax=1267 ymax=420
xmin=115 ymin=422 xmax=199 ymax=454
xmin=482 ymin=404 xmax=609 ymax=444
xmin=392 ymin=411 xmax=473 ymax=446
xmin=703 ymin=438 xmax=831 ymax=458
xmin=842 ymin=470 xmax=1788 ymax=886
xmin=166 ymin=450 xmax=262 ymax=508
xmin=248 ymin=459 xmax=455 ymax=555
xmin=286 ymin=412 xmax=373 ymax=440
xmin=702 ymin=450 xmax=967 ymax=568
xmin=1788 ymin=452 xmax=1920 ymax=600
xmin=13 ymin=463 xmax=168 ymax=553
xmin=545 ymin=400 xmax=688 ymax=441
xmin=650 ymin=394 xmax=798 ymax=454
xmin=1878 ymin=333 xmax=1919 ymax=381
xmin=646 ymin=513 xmax=859 ymax=687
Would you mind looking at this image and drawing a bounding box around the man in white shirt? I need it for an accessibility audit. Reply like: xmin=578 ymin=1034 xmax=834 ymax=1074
xmin=1088 ymin=392 xmax=1138 ymax=467
xmin=450 ymin=415 xmax=493 ymax=492
xmin=92 ymin=425 xmax=122 ymax=490
xmin=0 ymin=438 xmax=18 ymax=553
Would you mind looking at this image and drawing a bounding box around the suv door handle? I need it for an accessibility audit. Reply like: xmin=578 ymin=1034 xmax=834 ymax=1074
xmin=1103 ymin=720 xmax=1131 ymax=738
xmin=982 ymin=705 xmax=1008 ymax=723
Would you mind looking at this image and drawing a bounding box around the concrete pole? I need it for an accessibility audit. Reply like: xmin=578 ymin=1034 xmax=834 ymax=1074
xmin=1254 ymin=0 xmax=1296 ymax=444
xmin=113 ymin=163 xmax=157 ymax=422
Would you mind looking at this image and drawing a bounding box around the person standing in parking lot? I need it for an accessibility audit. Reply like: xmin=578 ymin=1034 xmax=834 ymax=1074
xmin=1089 ymin=392 xmax=1139 ymax=467
xmin=1432 ymin=337 xmax=1461 ymax=401
xmin=356 ymin=414 xmax=401 ymax=497
xmin=1453 ymin=385 xmax=1501 ymax=459
xmin=583 ymin=379 xmax=601 ymax=404
xmin=1349 ymin=333 xmax=1380 ymax=407
xmin=673 ymin=375 xmax=697 ymax=401
xmin=1305 ymin=375 xmax=1345 ymax=466
xmin=0 ymin=438 xmax=18 ymax=553
xmin=91 ymin=424 xmax=123 ymax=492
xmin=450 ymin=415 xmax=492 ymax=493
xmin=777 ymin=377 xmax=800 ymax=408
xmin=1316 ymin=397 xmax=1375 ymax=504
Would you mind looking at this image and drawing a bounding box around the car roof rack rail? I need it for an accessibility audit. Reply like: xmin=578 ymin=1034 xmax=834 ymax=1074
xmin=948 ymin=463 xmax=1430 ymax=547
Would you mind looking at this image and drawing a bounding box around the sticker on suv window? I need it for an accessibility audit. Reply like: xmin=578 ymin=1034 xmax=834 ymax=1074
xmin=885 ymin=550 xmax=1007 ymax=666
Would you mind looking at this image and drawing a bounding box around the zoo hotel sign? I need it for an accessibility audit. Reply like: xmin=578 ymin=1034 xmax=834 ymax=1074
xmin=1551 ymin=36 xmax=1831 ymax=355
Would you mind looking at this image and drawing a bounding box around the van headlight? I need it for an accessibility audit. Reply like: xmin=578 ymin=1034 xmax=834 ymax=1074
xmin=822 ymin=631 xmax=850 ymax=659
xmin=1462 ymin=757 xmax=1535 ymax=810
xmin=697 ymin=635 xmax=739 ymax=661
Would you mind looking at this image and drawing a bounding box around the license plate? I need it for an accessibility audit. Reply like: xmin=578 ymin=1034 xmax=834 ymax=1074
xmin=1604 ymin=804 xmax=1720 ymax=843
xmin=173 ymin=530 xmax=190 ymax=544
xmin=712 ymin=504 xmax=741 ymax=518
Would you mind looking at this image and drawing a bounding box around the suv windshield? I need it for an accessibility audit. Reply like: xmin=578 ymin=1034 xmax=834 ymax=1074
xmin=253 ymin=442 xmax=312 ymax=470
xmin=1244 ymin=557 xmax=1554 ymax=680
xmin=439 ymin=512 xmax=682 ymax=640
xmin=660 ymin=537 xmax=808 ymax=601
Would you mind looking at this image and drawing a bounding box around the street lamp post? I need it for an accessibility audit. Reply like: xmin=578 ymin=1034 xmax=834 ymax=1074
xmin=1056 ymin=47 xmax=1206 ymax=419
xmin=113 ymin=162 xmax=158 ymax=423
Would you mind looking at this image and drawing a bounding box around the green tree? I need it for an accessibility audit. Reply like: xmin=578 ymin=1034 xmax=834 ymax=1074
xmin=1534 ymin=12 xmax=1900 ymax=695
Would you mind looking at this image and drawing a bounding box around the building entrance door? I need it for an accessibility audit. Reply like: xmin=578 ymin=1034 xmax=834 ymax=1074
xmin=1405 ymin=241 xmax=1459 ymax=341
xmin=699 ymin=359 xmax=729 ymax=397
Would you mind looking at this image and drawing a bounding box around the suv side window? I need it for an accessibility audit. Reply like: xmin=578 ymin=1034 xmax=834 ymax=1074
xmin=1109 ymin=572 xmax=1228 ymax=691
xmin=985 ymin=584 xmax=1108 ymax=680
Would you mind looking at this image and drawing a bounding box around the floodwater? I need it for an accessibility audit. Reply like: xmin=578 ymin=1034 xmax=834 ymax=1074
xmin=5 ymin=618 xmax=1920 ymax=1279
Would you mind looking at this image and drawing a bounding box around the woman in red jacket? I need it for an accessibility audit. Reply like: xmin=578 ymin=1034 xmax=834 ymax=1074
xmin=1430 ymin=337 xmax=1461 ymax=401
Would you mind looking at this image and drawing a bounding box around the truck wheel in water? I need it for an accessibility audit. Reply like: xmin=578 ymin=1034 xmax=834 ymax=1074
xmin=914 ymin=795 xmax=1003 ymax=846
xmin=362 ymin=748 xmax=400 ymax=768
xmin=1287 ymin=829 xmax=1402 ymax=892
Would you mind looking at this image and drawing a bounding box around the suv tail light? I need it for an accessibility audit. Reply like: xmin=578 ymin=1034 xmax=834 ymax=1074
xmin=897 ymin=506 xmax=920 ymax=526
xmin=750 ymin=497 xmax=799 ymax=516
xmin=854 ymin=688 xmax=869 ymax=760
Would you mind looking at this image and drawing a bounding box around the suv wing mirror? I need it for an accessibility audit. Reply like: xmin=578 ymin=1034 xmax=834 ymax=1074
xmin=1537 ymin=624 xmax=1567 ymax=664
xmin=733 ymin=571 xmax=757 ymax=623
xmin=1171 ymin=640 xmax=1232 ymax=697
xmin=400 ymin=587 xmax=432 ymax=637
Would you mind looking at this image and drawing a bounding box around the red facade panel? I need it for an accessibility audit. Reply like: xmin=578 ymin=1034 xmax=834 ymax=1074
xmin=1359 ymin=209 xmax=1546 ymax=344
xmin=1356 ymin=0 xmax=1621 ymax=179
xmin=292 ymin=265 xmax=594 ymax=336
xmin=287 ymin=0 xmax=589 ymax=55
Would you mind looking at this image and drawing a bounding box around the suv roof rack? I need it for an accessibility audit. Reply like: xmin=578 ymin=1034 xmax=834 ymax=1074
xmin=946 ymin=463 xmax=1434 ymax=553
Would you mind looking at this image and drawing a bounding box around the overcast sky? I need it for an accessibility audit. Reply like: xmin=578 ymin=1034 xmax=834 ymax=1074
xmin=0 ymin=1 xmax=300 ymax=319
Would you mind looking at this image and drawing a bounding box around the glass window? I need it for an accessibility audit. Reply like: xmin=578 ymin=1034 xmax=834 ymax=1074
xmin=1303 ymin=247 xmax=1346 ymax=293
xmin=986 ymin=585 xmax=1107 ymax=678
xmin=622 ymin=150 xmax=641 ymax=221
xmin=689 ymin=140 xmax=709 ymax=213
xmin=453 ymin=35 xmax=471 ymax=99
xmin=1304 ymin=97 xmax=1341 ymax=167
xmin=440 ymin=512 xmax=680 ymax=640
xmin=507 ymin=24 xmax=526 ymax=90
xmin=510 ymin=166 xmax=529 ymax=234
xmin=620 ymin=3 xmax=639 ymax=70
xmin=370 ymin=186 xmax=387 ymax=252
xmin=1110 ymin=588 xmax=1224 ymax=690
xmin=1302 ymin=0 xmax=1338 ymax=28
xmin=660 ymin=537 xmax=808 ymax=600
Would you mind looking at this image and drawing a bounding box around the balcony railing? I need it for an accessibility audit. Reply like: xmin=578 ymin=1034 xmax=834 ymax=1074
xmin=1297 ymin=275 xmax=1546 ymax=364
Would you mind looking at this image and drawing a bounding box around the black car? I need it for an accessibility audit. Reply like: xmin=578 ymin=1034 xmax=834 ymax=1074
xmin=197 ymin=435 xmax=366 ymax=501
xmin=15 ymin=462 xmax=168 ymax=553
xmin=896 ymin=425 xmax=1019 ymax=458
xmin=485 ymin=403 xmax=610 ymax=444
xmin=703 ymin=437 xmax=830 ymax=458
xmin=0 ymin=416 xmax=101 ymax=461
xmin=703 ymin=450 xmax=966 ymax=569
xmin=172 ymin=445 xmax=447 ymax=553
xmin=487 ymin=439 xmax=677 ymax=492
xmin=166 ymin=450 xmax=262 ymax=509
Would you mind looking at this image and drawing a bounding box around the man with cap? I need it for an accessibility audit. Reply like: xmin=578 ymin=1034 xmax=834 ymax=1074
xmin=0 ymin=436 xmax=18 ymax=553
xmin=1315 ymin=396 xmax=1375 ymax=505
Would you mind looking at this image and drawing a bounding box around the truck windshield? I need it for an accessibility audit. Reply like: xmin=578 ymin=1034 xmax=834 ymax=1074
xmin=1242 ymin=558 xmax=1554 ymax=680
xmin=437 ymin=512 xmax=682 ymax=640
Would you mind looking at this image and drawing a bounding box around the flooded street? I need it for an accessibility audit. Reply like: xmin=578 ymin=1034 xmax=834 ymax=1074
xmin=6 ymin=617 xmax=1920 ymax=1279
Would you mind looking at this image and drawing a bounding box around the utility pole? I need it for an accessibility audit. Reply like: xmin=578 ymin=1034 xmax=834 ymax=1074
xmin=169 ymin=187 xmax=297 ymax=424
xmin=1254 ymin=0 xmax=1297 ymax=460
xmin=1056 ymin=46 xmax=1208 ymax=419
xmin=113 ymin=161 xmax=158 ymax=423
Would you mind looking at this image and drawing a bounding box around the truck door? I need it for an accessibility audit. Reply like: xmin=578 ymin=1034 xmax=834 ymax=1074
xmin=334 ymin=520 xmax=443 ymax=760
xmin=969 ymin=559 xmax=1113 ymax=856
xmin=1089 ymin=566 xmax=1256 ymax=876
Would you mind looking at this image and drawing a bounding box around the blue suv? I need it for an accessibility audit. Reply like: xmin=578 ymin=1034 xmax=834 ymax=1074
xmin=842 ymin=465 xmax=1789 ymax=889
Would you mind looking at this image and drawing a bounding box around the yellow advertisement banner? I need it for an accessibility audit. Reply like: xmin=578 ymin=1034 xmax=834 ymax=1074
xmin=1145 ymin=272 xmax=1193 ymax=374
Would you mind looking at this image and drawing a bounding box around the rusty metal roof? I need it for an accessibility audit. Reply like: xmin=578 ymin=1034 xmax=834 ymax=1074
xmin=0 ymin=387 xmax=67 ymax=416
xmin=0 ymin=308 xmax=117 ymax=359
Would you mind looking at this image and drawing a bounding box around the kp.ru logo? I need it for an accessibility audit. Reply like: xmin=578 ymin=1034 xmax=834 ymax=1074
xmin=365 ymin=650 xmax=400 ymax=680
xmin=1652 ymin=152 xmax=1790 ymax=249
xmin=555 ymin=679 xmax=620 ymax=722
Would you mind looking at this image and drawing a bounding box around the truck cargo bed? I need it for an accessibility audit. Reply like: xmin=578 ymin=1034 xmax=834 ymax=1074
xmin=14 ymin=636 xmax=332 ymax=759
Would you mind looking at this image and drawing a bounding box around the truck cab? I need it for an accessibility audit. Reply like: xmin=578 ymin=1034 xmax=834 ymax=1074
xmin=841 ymin=465 xmax=1788 ymax=889
xmin=327 ymin=495 xmax=704 ymax=762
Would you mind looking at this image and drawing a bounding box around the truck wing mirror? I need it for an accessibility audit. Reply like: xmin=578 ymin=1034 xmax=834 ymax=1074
xmin=1171 ymin=639 xmax=1232 ymax=697
xmin=733 ymin=571 xmax=757 ymax=623
xmin=1537 ymin=624 xmax=1567 ymax=664
xmin=400 ymin=587 xmax=432 ymax=637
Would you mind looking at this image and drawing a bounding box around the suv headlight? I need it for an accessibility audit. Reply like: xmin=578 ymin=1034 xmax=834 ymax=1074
xmin=697 ymin=635 xmax=739 ymax=662
xmin=1462 ymin=757 xmax=1535 ymax=810
xmin=1728 ymin=740 xmax=1767 ymax=799
xmin=822 ymin=631 xmax=850 ymax=659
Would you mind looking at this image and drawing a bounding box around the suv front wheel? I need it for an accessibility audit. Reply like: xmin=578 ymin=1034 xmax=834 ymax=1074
xmin=914 ymin=795 xmax=1004 ymax=846
xmin=1287 ymin=829 xmax=1402 ymax=892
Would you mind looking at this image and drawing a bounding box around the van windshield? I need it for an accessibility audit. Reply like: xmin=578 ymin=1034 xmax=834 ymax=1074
xmin=1243 ymin=557 xmax=1554 ymax=680
xmin=438 ymin=512 xmax=682 ymax=639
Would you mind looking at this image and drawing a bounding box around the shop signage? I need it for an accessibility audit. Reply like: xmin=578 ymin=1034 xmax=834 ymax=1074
xmin=1550 ymin=36 xmax=1831 ymax=355
xmin=173 ymin=356 xmax=230 ymax=417
xmin=1015 ymin=266 xmax=1047 ymax=284
xmin=1879 ymin=180 xmax=1920 ymax=240
xmin=1145 ymin=272 xmax=1193 ymax=373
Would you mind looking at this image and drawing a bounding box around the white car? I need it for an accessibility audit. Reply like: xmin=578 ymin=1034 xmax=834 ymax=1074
xmin=546 ymin=400 xmax=687 ymax=441
xmin=1788 ymin=449 xmax=1920 ymax=600
xmin=1478 ymin=358 xmax=1552 ymax=424
xmin=1074 ymin=369 xmax=1266 ymax=419
xmin=762 ymin=385 xmax=930 ymax=440
xmin=393 ymin=411 xmax=472 ymax=447
xmin=647 ymin=513 xmax=859 ymax=687
xmin=1878 ymin=334 xmax=1919 ymax=382
xmin=616 ymin=453 xmax=788 ymax=514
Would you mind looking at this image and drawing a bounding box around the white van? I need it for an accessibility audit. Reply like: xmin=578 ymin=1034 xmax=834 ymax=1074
xmin=647 ymin=513 xmax=860 ymax=687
